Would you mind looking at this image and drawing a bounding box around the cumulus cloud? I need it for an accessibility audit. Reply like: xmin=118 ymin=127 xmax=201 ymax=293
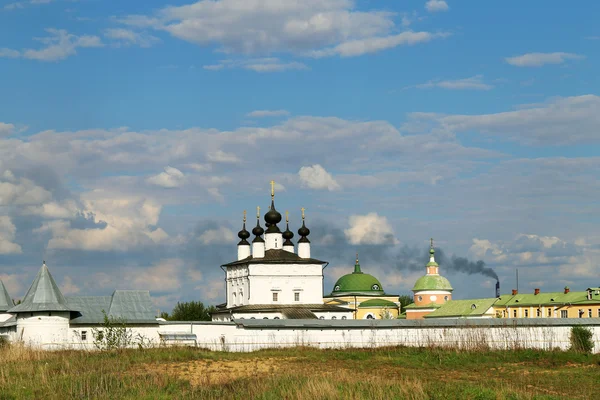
xmin=146 ymin=166 xmax=186 ymax=188
xmin=0 ymin=28 xmax=104 ymax=62
xmin=119 ymin=0 xmax=446 ymax=58
xmin=0 ymin=175 xmax=52 ymax=206
xmin=425 ymin=0 xmax=449 ymax=12
xmin=206 ymin=150 xmax=240 ymax=164
xmin=198 ymin=226 xmax=236 ymax=245
xmin=412 ymin=75 xmax=493 ymax=90
xmin=298 ymin=164 xmax=341 ymax=191
xmin=247 ymin=110 xmax=290 ymax=118
xmin=405 ymin=94 xmax=600 ymax=145
xmin=0 ymin=123 xmax=16 ymax=136
xmin=344 ymin=213 xmax=397 ymax=245
xmin=104 ymin=28 xmax=161 ymax=48
xmin=505 ymin=52 xmax=584 ymax=67
xmin=204 ymin=58 xmax=308 ymax=72
xmin=0 ymin=216 xmax=22 ymax=254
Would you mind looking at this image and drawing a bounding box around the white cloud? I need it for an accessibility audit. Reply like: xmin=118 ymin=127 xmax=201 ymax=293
xmin=128 ymin=259 xmax=184 ymax=291
xmin=344 ymin=213 xmax=397 ymax=245
xmin=0 ymin=176 xmax=52 ymax=206
xmin=298 ymin=164 xmax=340 ymax=191
xmin=104 ymin=28 xmax=161 ymax=48
xmin=206 ymin=150 xmax=240 ymax=164
xmin=204 ymin=58 xmax=308 ymax=72
xmin=0 ymin=216 xmax=22 ymax=254
xmin=120 ymin=0 xmax=445 ymax=58
xmin=425 ymin=0 xmax=449 ymax=12
xmin=0 ymin=123 xmax=16 ymax=136
xmin=310 ymin=31 xmax=447 ymax=58
xmin=146 ymin=166 xmax=186 ymax=188
xmin=60 ymin=276 xmax=80 ymax=295
xmin=505 ymin=52 xmax=584 ymax=67
xmin=4 ymin=0 xmax=53 ymax=10
xmin=0 ymin=29 xmax=104 ymax=62
xmin=198 ymin=226 xmax=236 ymax=244
xmin=247 ymin=110 xmax=290 ymax=118
xmin=413 ymin=75 xmax=493 ymax=90
xmin=405 ymin=95 xmax=600 ymax=145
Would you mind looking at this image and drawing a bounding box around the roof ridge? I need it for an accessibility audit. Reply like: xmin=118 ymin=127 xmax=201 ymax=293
xmin=8 ymin=263 xmax=74 ymax=313
xmin=0 ymin=280 xmax=13 ymax=311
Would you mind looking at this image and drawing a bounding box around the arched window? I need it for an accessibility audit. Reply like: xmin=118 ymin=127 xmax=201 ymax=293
xmin=371 ymin=284 xmax=380 ymax=290
xmin=319 ymin=316 xmax=325 ymax=320
xmin=334 ymin=285 xmax=340 ymax=291
xmin=366 ymin=314 xmax=375 ymax=319
xmin=332 ymin=316 xmax=337 ymax=320
xmin=444 ymin=296 xmax=449 ymax=301
xmin=232 ymin=292 xmax=236 ymax=306
xmin=274 ymin=317 xmax=280 ymax=320
xmin=418 ymin=296 xmax=423 ymax=302
xmin=341 ymin=316 xmax=347 ymax=320
xmin=263 ymin=317 xmax=268 ymax=319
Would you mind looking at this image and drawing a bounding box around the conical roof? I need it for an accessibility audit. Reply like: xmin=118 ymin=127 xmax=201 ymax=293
xmin=9 ymin=262 xmax=73 ymax=313
xmin=0 ymin=280 xmax=13 ymax=312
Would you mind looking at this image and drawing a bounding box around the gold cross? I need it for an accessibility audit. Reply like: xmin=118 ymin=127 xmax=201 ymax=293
xmin=270 ymin=180 xmax=275 ymax=198
xmin=301 ymin=207 xmax=305 ymax=220
xmin=285 ymin=210 xmax=289 ymax=223
xmin=243 ymin=210 xmax=246 ymax=223
xmin=256 ymin=206 xmax=260 ymax=218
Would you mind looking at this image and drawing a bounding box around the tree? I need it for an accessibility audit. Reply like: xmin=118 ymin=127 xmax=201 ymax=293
xmin=398 ymin=295 xmax=414 ymax=313
xmin=162 ymin=301 xmax=216 ymax=321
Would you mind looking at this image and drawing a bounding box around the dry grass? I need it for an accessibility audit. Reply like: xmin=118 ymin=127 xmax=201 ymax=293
xmin=1 ymin=344 xmax=599 ymax=399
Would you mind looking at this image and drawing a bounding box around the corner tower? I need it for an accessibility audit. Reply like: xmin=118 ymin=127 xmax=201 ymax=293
xmin=405 ymin=239 xmax=453 ymax=319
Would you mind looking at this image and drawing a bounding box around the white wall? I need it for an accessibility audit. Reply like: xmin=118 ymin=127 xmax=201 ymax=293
xmin=248 ymin=264 xmax=323 ymax=304
xmin=16 ymin=312 xmax=70 ymax=349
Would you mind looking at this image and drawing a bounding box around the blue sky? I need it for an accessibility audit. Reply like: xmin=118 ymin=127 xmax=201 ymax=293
xmin=1 ymin=0 xmax=599 ymax=310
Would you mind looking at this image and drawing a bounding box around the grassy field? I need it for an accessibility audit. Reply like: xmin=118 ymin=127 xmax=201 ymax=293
xmin=1 ymin=344 xmax=599 ymax=399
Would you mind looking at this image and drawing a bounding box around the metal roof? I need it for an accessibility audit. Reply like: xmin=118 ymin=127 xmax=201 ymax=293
xmin=9 ymin=263 xmax=73 ymax=313
xmin=425 ymin=298 xmax=498 ymax=318
xmin=68 ymin=290 xmax=158 ymax=325
xmin=0 ymin=280 xmax=13 ymax=312
xmin=212 ymin=303 xmax=351 ymax=314
xmin=222 ymin=249 xmax=326 ymax=267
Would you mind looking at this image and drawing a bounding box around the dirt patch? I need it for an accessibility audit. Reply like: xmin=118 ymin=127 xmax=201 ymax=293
xmin=144 ymin=357 xmax=301 ymax=386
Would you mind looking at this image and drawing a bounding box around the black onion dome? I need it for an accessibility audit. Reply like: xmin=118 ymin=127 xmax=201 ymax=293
xmin=252 ymin=219 xmax=264 ymax=243
xmin=237 ymin=222 xmax=250 ymax=245
xmin=264 ymin=200 xmax=282 ymax=225
xmin=298 ymin=221 xmax=310 ymax=243
xmin=282 ymin=223 xmax=294 ymax=240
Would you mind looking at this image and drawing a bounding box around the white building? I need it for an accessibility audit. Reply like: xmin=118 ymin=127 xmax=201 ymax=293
xmin=211 ymin=183 xmax=352 ymax=321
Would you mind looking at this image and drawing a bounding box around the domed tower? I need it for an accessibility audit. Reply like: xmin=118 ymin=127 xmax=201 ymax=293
xmin=297 ymin=208 xmax=311 ymax=258
xmin=251 ymin=206 xmax=265 ymax=258
xmin=264 ymin=180 xmax=283 ymax=250
xmin=282 ymin=211 xmax=295 ymax=253
xmin=331 ymin=255 xmax=385 ymax=296
xmin=407 ymin=239 xmax=453 ymax=319
xmin=237 ymin=210 xmax=251 ymax=260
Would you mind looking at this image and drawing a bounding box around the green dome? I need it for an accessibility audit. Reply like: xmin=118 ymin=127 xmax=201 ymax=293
xmin=358 ymin=299 xmax=397 ymax=308
xmin=332 ymin=272 xmax=384 ymax=294
xmin=412 ymin=275 xmax=453 ymax=292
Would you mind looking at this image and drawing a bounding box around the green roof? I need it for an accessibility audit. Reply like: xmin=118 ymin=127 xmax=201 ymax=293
xmin=425 ymin=298 xmax=498 ymax=318
xmin=495 ymin=289 xmax=600 ymax=307
xmin=412 ymin=275 xmax=453 ymax=291
xmin=9 ymin=263 xmax=74 ymax=313
xmin=0 ymin=280 xmax=13 ymax=312
xmin=330 ymin=258 xmax=385 ymax=295
xmin=68 ymin=290 xmax=158 ymax=325
xmin=404 ymin=302 xmax=442 ymax=310
xmin=358 ymin=299 xmax=398 ymax=308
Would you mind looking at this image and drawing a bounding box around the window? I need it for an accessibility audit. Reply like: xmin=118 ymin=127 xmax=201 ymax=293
xmin=524 ymin=309 xmax=528 ymax=317
xmin=332 ymin=316 xmax=337 ymax=320
xmin=81 ymin=331 xmax=87 ymax=341
xmin=251 ymin=317 xmax=255 ymax=319
xmin=294 ymin=292 xmax=300 ymax=302
xmin=579 ymin=309 xmax=584 ymax=318
xmin=341 ymin=316 xmax=347 ymax=320
xmin=263 ymin=317 xmax=268 ymax=319
xmin=334 ymin=285 xmax=340 ymax=291
xmin=513 ymin=310 xmax=517 ymax=318
xmin=274 ymin=317 xmax=280 ymax=319
xmin=536 ymin=309 xmax=541 ymax=317
xmin=589 ymin=309 xmax=592 ymax=318
xmin=366 ymin=314 xmax=375 ymax=319
xmin=598 ymin=309 xmax=600 ymax=318
xmin=418 ymin=296 xmax=423 ymax=302
xmin=232 ymin=292 xmax=236 ymax=306
xmin=561 ymin=310 xmax=568 ymax=318
xmin=547 ymin=308 xmax=552 ymax=317
xmin=444 ymin=296 xmax=449 ymax=301
xmin=371 ymin=284 xmax=380 ymax=290
xmin=272 ymin=292 xmax=278 ymax=302
xmin=319 ymin=316 xmax=325 ymax=320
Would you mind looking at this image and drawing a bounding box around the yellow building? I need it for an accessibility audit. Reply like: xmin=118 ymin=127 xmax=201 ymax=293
xmin=494 ymin=287 xmax=600 ymax=319
xmin=324 ymin=256 xmax=400 ymax=319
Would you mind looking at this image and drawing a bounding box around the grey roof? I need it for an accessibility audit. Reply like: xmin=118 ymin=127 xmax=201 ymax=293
xmin=0 ymin=280 xmax=13 ymax=312
xmin=68 ymin=290 xmax=158 ymax=325
xmin=9 ymin=263 xmax=73 ymax=313
xmin=281 ymin=308 xmax=318 ymax=319
xmin=222 ymin=249 xmax=326 ymax=267
xmin=0 ymin=315 xmax=16 ymax=328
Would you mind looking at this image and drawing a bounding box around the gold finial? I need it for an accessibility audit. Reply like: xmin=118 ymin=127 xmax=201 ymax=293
xmin=285 ymin=210 xmax=289 ymax=223
xmin=301 ymin=207 xmax=305 ymax=220
xmin=256 ymin=206 xmax=260 ymax=218
xmin=243 ymin=210 xmax=246 ymax=223
xmin=270 ymin=180 xmax=275 ymax=199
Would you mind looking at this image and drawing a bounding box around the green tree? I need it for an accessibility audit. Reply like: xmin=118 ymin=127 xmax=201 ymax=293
xmin=398 ymin=295 xmax=414 ymax=313
xmin=162 ymin=301 xmax=216 ymax=321
xmin=570 ymin=325 xmax=594 ymax=353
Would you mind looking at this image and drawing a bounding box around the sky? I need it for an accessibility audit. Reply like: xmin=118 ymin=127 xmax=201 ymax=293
xmin=1 ymin=0 xmax=599 ymax=312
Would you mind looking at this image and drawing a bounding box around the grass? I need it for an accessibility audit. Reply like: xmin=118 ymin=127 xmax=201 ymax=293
xmin=0 ymin=345 xmax=598 ymax=399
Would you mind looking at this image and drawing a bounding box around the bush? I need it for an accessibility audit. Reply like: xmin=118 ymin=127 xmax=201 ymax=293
xmin=0 ymin=335 xmax=8 ymax=348
xmin=570 ymin=326 xmax=594 ymax=353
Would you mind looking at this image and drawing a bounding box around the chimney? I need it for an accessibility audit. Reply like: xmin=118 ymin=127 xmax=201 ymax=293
xmin=534 ymin=288 xmax=540 ymax=295
xmin=495 ymin=281 xmax=500 ymax=298
xmin=564 ymin=286 xmax=570 ymax=294
xmin=512 ymin=289 xmax=518 ymax=295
